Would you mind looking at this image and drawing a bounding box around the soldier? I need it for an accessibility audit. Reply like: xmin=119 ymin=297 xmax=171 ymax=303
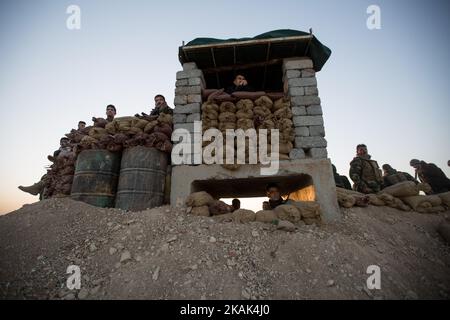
xmin=349 ymin=144 xmax=383 ymax=194
xmin=231 ymin=199 xmax=241 ymax=211
xmin=382 ymin=164 xmax=418 ymax=187
xmin=150 ymin=94 xmax=173 ymax=116
xmin=226 ymin=74 xmax=255 ymax=94
xmin=410 ymin=159 xmax=450 ymax=194
xmin=332 ymin=164 xmax=352 ymax=190
xmin=77 ymin=121 xmax=86 ymax=130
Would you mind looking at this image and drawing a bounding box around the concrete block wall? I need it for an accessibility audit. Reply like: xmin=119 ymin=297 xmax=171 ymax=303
xmin=173 ymin=62 xmax=205 ymax=163
xmin=283 ymin=57 xmax=328 ymax=160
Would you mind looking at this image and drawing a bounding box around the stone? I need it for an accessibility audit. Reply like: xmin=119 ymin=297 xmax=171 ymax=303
xmin=120 ymin=250 xmax=132 ymax=263
xmin=77 ymin=288 xmax=89 ymax=299
xmin=188 ymin=77 xmax=203 ymax=86
xmin=304 ymin=86 xmax=319 ymax=96
xmin=209 ymin=236 xmax=217 ymax=243
xmin=295 ymin=136 xmax=327 ymax=148
xmin=283 ymin=57 xmax=314 ymax=71
xmin=277 ymin=220 xmax=296 ymax=232
xmin=175 ymin=85 xmax=202 ymax=95
xmin=309 ymin=125 xmax=325 ymax=137
xmin=302 ymin=69 xmax=316 ymax=77
xmin=174 ymin=95 xmax=187 ymax=106
xmin=186 ymin=113 xmax=201 ymax=122
xmin=187 ymin=94 xmax=202 ymax=104
xmin=327 ymin=280 xmax=335 ymax=287
xmin=291 ymin=95 xmax=321 ymax=106
xmin=175 ymin=79 xmax=188 ymax=87
xmin=173 ymin=103 xmax=201 ymax=114
xmin=288 ymin=77 xmax=317 ymax=88
xmin=176 ymin=69 xmax=203 ymax=80
xmin=306 ymin=105 xmax=323 ymax=115
xmin=293 ymin=115 xmax=324 ymax=127
xmin=294 ymin=126 xmax=310 ymax=137
xmin=173 ymin=114 xmax=187 ymax=124
xmin=284 ymin=70 xmax=301 ymax=79
xmin=174 ymin=123 xmax=195 ymax=133
xmin=288 ymin=87 xmax=305 ymax=96
xmin=109 ymin=247 xmax=117 ymax=255
xmin=183 ymin=62 xmax=197 ymax=71
xmin=292 ymin=106 xmax=306 ymax=116
xmin=289 ymin=148 xmax=306 ymax=159
xmin=309 ymin=148 xmax=328 ymax=159
xmin=153 ymin=266 xmax=160 ymax=281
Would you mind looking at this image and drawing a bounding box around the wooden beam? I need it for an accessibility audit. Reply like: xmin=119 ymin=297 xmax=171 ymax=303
xmin=202 ymin=58 xmax=283 ymax=74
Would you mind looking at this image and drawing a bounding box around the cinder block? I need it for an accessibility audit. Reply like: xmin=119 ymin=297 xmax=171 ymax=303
xmin=282 ymin=57 xmax=314 ymax=72
xmin=295 ymin=136 xmax=327 ymax=148
xmin=288 ymin=77 xmax=317 ymax=88
xmin=288 ymin=86 xmax=305 ymax=97
xmin=301 ymin=69 xmax=316 ymax=77
xmin=186 ymin=113 xmax=201 ymax=122
xmin=291 ymin=95 xmax=321 ymax=106
xmin=173 ymin=114 xmax=187 ymax=124
xmin=187 ymin=94 xmax=202 ymax=104
xmin=173 ymin=103 xmax=201 ymax=114
xmin=306 ymin=105 xmax=323 ymax=115
xmin=174 ymin=95 xmax=188 ymax=105
xmin=175 ymin=86 xmax=202 ymax=95
xmin=294 ymin=126 xmax=310 ymax=136
xmin=309 ymin=125 xmax=325 ymax=137
xmin=309 ymin=148 xmax=328 ymax=159
xmin=292 ymin=106 xmax=307 ymax=116
xmin=183 ymin=62 xmax=198 ymax=71
xmin=175 ymin=79 xmax=188 ymax=87
xmin=289 ymin=148 xmax=306 ymax=159
xmin=293 ymin=115 xmax=324 ymax=127
xmin=284 ymin=70 xmax=301 ymax=79
xmin=176 ymin=69 xmax=203 ymax=80
xmin=304 ymin=86 xmax=319 ymax=96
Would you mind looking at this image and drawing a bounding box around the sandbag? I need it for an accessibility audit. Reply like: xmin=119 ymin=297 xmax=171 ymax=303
xmin=438 ymin=191 xmax=450 ymax=207
xmin=144 ymin=120 xmax=159 ymax=133
xmin=202 ymin=119 xmax=219 ymax=131
xmin=236 ymin=99 xmax=254 ymax=110
xmin=337 ymin=192 xmax=356 ymax=208
xmin=236 ymin=118 xmax=254 ymax=130
xmin=278 ymin=141 xmax=293 ymax=154
xmin=367 ymin=194 xmax=385 ymax=206
xmin=255 ymin=210 xmax=278 ymax=223
xmin=105 ymin=121 xmax=118 ymax=134
xmin=273 ymin=98 xmax=290 ymax=111
xmin=278 ymin=154 xmax=290 ymax=161
xmin=202 ymin=109 xmax=219 ymax=120
xmin=131 ymin=118 xmax=149 ymax=129
xmin=219 ymin=101 xmax=236 ymax=113
xmin=185 ymin=191 xmax=214 ymax=207
xmin=236 ymin=109 xmax=254 ymax=119
xmin=232 ymin=91 xmax=266 ymax=100
xmin=275 ymin=118 xmax=294 ymax=131
xmin=231 ymin=209 xmax=256 ymax=223
xmin=379 ymin=181 xmax=419 ymax=198
xmin=218 ymin=122 xmax=236 ymax=131
xmin=274 ymin=204 xmax=302 ymax=223
xmin=88 ymin=127 xmax=108 ymax=140
xmin=201 ymin=102 xmax=220 ymax=113
xmin=157 ymin=113 xmax=173 ymax=125
xmin=254 ymin=96 xmax=274 ymax=110
xmin=218 ymin=111 xmax=236 ymax=123
xmin=154 ymin=123 xmax=173 ymax=138
xmin=289 ymin=201 xmax=321 ymax=219
xmin=208 ymin=200 xmax=232 ymax=216
xmin=253 ymin=106 xmax=271 ymax=118
xmin=274 ymin=107 xmax=292 ymax=120
xmin=191 ymin=206 xmax=210 ymax=217
xmin=266 ymin=92 xmax=285 ymax=101
xmin=303 ymin=217 xmax=321 ymax=225
xmin=401 ymin=195 xmax=443 ymax=211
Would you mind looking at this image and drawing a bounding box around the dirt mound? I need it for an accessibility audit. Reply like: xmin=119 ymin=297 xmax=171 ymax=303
xmin=0 ymin=198 xmax=449 ymax=300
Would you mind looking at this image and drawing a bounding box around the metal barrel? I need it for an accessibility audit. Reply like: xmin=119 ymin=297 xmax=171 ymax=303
xmin=115 ymin=146 xmax=168 ymax=211
xmin=70 ymin=149 xmax=121 ymax=208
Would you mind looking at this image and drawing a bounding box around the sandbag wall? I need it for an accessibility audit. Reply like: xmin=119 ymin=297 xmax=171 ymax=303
xmin=336 ymin=181 xmax=449 ymax=214
xmin=201 ymin=96 xmax=295 ymax=164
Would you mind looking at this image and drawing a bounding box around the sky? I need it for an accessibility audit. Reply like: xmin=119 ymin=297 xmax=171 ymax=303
xmin=0 ymin=0 xmax=449 ymax=214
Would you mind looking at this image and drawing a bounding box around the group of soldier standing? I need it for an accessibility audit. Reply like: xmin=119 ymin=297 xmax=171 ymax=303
xmin=334 ymin=143 xmax=450 ymax=195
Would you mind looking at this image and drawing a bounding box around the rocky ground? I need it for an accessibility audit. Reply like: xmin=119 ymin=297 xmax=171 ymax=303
xmin=0 ymin=198 xmax=449 ymax=300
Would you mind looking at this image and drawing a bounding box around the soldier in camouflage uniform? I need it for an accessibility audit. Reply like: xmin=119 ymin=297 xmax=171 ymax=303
xmin=349 ymin=144 xmax=383 ymax=194
xmin=382 ymin=164 xmax=418 ymax=187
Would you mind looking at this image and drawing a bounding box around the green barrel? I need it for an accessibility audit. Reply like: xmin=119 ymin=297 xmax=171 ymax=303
xmin=71 ymin=150 xmax=121 ymax=208
xmin=115 ymin=146 xmax=168 ymax=211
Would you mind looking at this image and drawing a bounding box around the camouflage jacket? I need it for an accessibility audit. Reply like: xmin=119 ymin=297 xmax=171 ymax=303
xmin=349 ymin=155 xmax=383 ymax=193
xmin=150 ymin=104 xmax=173 ymax=116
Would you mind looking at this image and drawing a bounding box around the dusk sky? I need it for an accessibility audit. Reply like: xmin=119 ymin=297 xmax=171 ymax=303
xmin=0 ymin=0 xmax=449 ymax=214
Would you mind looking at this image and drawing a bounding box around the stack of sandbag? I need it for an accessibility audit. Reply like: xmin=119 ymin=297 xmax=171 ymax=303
xmin=208 ymin=200 xmax=233 ymax=216
xmin=42 ymin=152 xmax=76 ymax=198
xmin=80 ymin=114 xmax=173 ymax=154
xmin=400 ymin=195 xmax=445 ymax=213
xmin=201 ymin=95 xmax=294 ymax=165
xmin=214 ymin=209 xmax=257 ymax=223
xmin=336 ymin=188 xmax=370 ymax=208
xmin=438 ymin=191 xmax=450 ymax=209
xmin=185 ymin=191 xmax=214 ymax=217
xmin=271 ymin=98 xmax=294 ymax=160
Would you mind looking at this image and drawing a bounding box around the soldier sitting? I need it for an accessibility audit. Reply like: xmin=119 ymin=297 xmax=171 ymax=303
xmin=410 ymin=159 xmax=450 ymax=194
xmin=349 ymin=144 xmax=383 ymax=194
xmin=332 ymin=164 xmax=352 ymax=190
xmin=382 ymin=164 xmax=418 ymax=187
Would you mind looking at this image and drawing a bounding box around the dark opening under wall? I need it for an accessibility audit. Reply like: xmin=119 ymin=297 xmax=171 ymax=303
xmin=191 ymin=173 xmax=313 ymax=199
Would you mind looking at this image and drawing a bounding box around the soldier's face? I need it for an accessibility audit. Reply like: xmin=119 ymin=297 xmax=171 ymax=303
xmin=357 ymin=147 xmax=367 ymax=156
xmin=78 ymin=122 xmax=86 ymax=130
xmin=267 ymin=187 xmax=281 ymax=201
xmin=155 ymin=96 xmax=166 ymax=108
xmin=106 ymin=107 xmax=116 ymax=118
